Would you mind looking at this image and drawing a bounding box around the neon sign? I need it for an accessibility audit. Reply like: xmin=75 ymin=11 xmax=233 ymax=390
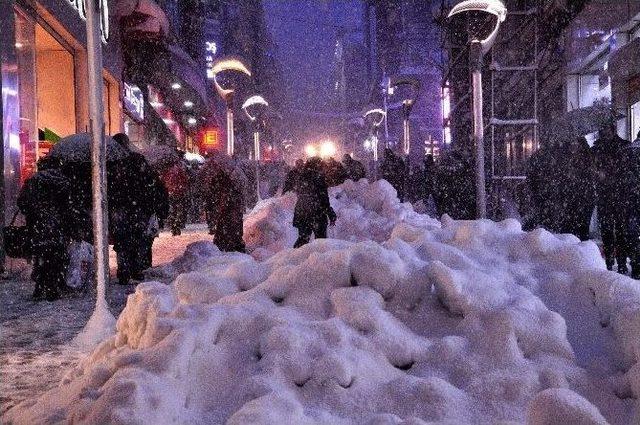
xmin=66 ymin=0 xmax=110 ymax=43
xmin=205 ymin=41 xmax=218 ymax=79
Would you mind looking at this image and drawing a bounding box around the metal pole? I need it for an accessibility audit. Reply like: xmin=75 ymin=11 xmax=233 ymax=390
xmin=86 ymin=0 xmax=109 ymax=306
xmin=403 ymin=115 xmax=410 ymax=156
xmin=226 ymin=106 xmax=234 ymax=156
xmin=471 ymin=40 xmax=487 ymax=219
xmin=254 ymin=131 xmax=261 ymax=201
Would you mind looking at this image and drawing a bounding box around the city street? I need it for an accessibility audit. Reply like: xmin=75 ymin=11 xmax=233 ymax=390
xmin=1 ymin=0 xmax=640 ymax=424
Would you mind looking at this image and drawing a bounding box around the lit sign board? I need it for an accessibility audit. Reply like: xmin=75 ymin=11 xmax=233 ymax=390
xmin=205 ymin=41 xmax=218 ymax=79
xmin=123 ymin=83 xmax=144 ymax=122
xmin=66 ymin=0 xmax=110 ymax=43
xmin=200 ymin=128 xmax=220 ymax=151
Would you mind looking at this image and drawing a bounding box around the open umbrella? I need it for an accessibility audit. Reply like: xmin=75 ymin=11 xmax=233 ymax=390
xmin=141 ymin=145 xmax=182 ymax=169
xmin=49 ymin=133 xmax=129 ymax=162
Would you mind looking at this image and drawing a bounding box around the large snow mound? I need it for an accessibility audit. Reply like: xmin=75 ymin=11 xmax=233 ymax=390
xmin=243 ymin=179 xmax=440 ymax=260
xmin=4 ymin=181 xmax=640 ymax=424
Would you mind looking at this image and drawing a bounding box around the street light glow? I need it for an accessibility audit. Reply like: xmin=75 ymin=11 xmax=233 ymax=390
xmin=305 ymin=144 xmax=318 ymax=157
xmin=171 ymin=82 xmax=182 ymax=90
xmin=319 ymin=140 xmax=337 ymax=158
xmin=211 ymin=57 xmax=252 ymax=99
xmin=184 ymin=100 xmax=194 ymax=108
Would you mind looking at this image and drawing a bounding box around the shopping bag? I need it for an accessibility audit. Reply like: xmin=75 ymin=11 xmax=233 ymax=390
xmin=66 ymin=241 xmax=94 ymax=289
xmin=3 ymin=212 xmax=31 ymax=259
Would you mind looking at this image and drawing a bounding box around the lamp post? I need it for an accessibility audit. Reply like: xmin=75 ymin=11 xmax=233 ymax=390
xmin=448 ymin=0 xmax=507 ymax=219
xmin=389 ymin=76 xmax=420 ymax=157
xmin=242 ymin=95 xmax=269 ymax=201
xmin=211 ymin=57 xmax=251 ymax=156
xmin=364 ymin=108 xmax=386 ymax=163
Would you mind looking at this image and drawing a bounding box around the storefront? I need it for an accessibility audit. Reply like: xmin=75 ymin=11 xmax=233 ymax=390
xmin=1 ymin=0 xmax=124 ymax=222
xmin=565 ymin=6 xmax=640 ymax=140
xmin=117 ymin=0 xmax=212 ymax=153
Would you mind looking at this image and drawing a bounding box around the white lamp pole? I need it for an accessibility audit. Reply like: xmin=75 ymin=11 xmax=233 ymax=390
xmin=448 ymin=0 xmax=507 ymax=219
xmin=242 ymin=95 xmax=269 ymax=202
xmin=212 ymin=57 xmax=251 ymax=156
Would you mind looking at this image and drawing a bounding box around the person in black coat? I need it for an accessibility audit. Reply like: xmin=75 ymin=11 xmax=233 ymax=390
xmin=625 ymin=130 xmax=640 ymax=279
xmin=432 ymin=148 xmax=476 ymax=219
xmin=110 ymin=133 xmax=163 ymax=284
xmin=293 ymin=158 xmax=336 ymax=248
xmin=342 ymin=154 xmax=366 ymax=182
xmin=18 ymin=157 xmax=74 ymax=300
xmin=593 ymin=122 xmax=631 ymax=273
xmin=380 ymin=148 xmax=406 ymax=202
xmin=283 ymin=159 xmax=304 ymax=194
xmin=526 ymin=136 xmax=595 ymax=240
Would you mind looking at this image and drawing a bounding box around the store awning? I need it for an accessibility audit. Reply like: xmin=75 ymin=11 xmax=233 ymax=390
xmin=610 ymin=37 xmax=640 ymax=106
xmin=115 ymin=0 xmax=170 ymax=40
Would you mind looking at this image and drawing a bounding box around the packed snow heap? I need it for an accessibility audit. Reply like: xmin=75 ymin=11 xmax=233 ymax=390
xmin=5 ymin=180 xmax=640 ymax=424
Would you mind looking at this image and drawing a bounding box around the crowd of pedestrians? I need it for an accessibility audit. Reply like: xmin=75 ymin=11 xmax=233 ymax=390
xmin=526 ymin=124 xmax=640 ymax=278
xmin=10 ymin=123 xmax=639 ymax=300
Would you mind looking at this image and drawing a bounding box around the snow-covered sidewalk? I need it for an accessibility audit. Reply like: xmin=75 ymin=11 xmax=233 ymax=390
xmin=0 ymin=225 xmax=211 ymax=415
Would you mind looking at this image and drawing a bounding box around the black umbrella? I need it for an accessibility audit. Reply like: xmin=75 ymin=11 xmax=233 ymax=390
xmin=49 ymin=133 xmax=130 ymax=162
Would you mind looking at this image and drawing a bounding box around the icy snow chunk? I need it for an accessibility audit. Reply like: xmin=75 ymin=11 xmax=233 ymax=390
xmin=526 ymin=388 xmax=608 ymax=425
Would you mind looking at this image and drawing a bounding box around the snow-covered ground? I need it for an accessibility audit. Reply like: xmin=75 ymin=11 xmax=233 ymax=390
xmin=3 ymin=180 xmax=640 ymax=424
xmin=0 ymin=225 xmax=211 ymax=415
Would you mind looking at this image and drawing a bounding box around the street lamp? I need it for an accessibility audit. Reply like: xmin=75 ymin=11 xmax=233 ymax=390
xmin=389 ymin=76 xmax=420 ymax=157
xmin=448 ymin=0 xmax=507 ymax=219
xmin=211 ymin=56 xmax=251 ymax=156
xmin=242 ymin=94 xmax=269 ymax=201
xmin=364 ymin=108 xmax=386 ymax=162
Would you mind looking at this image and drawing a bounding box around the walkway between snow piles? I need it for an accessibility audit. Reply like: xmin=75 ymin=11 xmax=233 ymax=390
xmin=0 ymin=225 xmax=211 ymax=414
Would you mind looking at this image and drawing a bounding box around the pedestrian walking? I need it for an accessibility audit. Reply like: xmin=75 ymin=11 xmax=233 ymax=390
xmin=18 ymin=157 xmax=74 ymax=300
xmin=293 ymin=158 xmax=336 ymax=248
xmin=283 ymin=159 xmax=304 ymax=194
xmin=110 ymin=133 xmax=161 ymax=284
xmin=160 ymin=159 xmax=190 ymax=236
xmin=380 ymin=148 xmax=406 ymax=202
xmin=202 ymin=154 xmax=248 ymax=252
xmin=625 ymin=130 xmax=640 ymax=279
xmin=342 ymin=154 xmax=366 ymax=182
xmin=593 ymin=122 xmax=631 ymax=273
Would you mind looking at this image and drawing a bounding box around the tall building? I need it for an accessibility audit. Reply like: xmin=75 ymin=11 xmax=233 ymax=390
xmin=196 ymin=0 xmax=284 ymax=157
xmin=364 ymin=0 xmax=443 ymax=160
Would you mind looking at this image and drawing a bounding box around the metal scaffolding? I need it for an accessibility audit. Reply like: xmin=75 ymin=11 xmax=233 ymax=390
xmin=487 ymin=0 xmax=541 ymax=217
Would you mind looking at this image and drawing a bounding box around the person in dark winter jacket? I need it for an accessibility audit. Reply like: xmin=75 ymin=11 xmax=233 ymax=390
xmin=380 ymin=148 xmax=406 ymax=202
xmin=342 ymin=154 xmax=366 ymax=182
xmin=526 ymin=136 xmax=595 ymax=240
xmin=283 ymin=159 xmax=304 ymax=194
xmin=140 ymin=169 xmax=169 ymax=271
xmin=110 ymin=133 xmax=164 ymax=284
xmin=322 ymin=157 xmax=347 ymax=187
xmin=160 ymin=160 xmax=190 ymax=236
xmin=593 ymin=122 xmax=631 ymax=273
xmin=293 ymin=158 xmax=336 ymax=248
xmin=625 ymin=130 xmax=640 ymax=279
xmin=18 ymin=157 xmax=74 ymax=300
xmin=201 ymin=155 xmax=248 ymax=252
xmin=423 ymin=155 xmax=436 ymax=201
xmin=432 ymin=148 xmax=476 ymax=220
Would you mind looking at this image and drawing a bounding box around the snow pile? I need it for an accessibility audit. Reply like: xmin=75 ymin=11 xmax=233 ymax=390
xmin=244 ymin=179 xmax=440 ymax=259
xmin=5 ymin=215 xmax=639 ymax=424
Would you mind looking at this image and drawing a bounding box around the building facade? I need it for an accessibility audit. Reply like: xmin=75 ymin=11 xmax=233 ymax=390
xmin=438 ymin=0 xmax=640 ymax=218
xmin=1 ymin=0 xmax=125 ymax=223
xmin=364 ymin=0 xmax=443 ymax=161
